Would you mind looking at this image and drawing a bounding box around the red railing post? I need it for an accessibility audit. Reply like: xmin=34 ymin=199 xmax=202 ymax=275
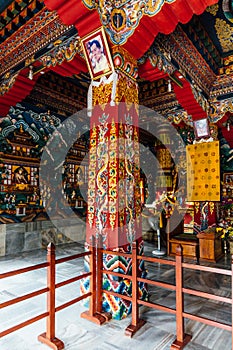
xmin=171 ymin=245 xmax=191 ymax=349
xmin=125 ymin=240 xmax=146 ymax=337
xmin=81 ymin=235 xmax=110 ymax=324
xmin=38 ymin=242 xmax=64 ymax=350
xmin=89 ymin=236 xmax=97 ymax=317
xmin=96 ymin=234 xmax=103 ymax=314
xmin=47 ymin=242 xmax=56 ymax=339
xmin=131 ymin=240 xmax=140 ymax=326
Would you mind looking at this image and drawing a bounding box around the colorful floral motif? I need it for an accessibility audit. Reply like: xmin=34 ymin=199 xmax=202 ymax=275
xmin=109 ymin=120 xmax=117 ymax=230
xmin=83 ymin=0 xmax=175 ymax=44
xmin=40 ymin=35 xmax=83 ymax=68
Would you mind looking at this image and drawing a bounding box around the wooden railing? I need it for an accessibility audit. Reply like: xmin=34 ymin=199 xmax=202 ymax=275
xmin=1 ymin=238 xmax=232 ymax=350
xmin=96 ymin=239 xmax=233 ymax=349
xmin=0 ymin=242 xmax=94 ymax=349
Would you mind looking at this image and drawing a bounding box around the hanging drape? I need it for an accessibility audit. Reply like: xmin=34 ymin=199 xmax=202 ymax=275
xmin=138 ymin=59 xmax=168 ymax=81
xmin=48 ymin=56 xmax=87 ymax=77
xmin=172 ymin=73 xmax=207 ymax=121
xmin=0 ymin=71 xmax=39 ymax=117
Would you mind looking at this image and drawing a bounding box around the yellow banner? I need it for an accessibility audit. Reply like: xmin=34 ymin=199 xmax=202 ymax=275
xmin=186 ymin=141 xmax=220 ymax=201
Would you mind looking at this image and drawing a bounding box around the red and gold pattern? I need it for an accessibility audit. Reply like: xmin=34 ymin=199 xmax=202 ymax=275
xmin=92 ymin=82 xmax=113 ymax=107
xmin=84 ymin=46 xmax=146 ymax=319
xmin=112 ymin=46 xmax=138 ymax=80
xmin=92 ymin=72 xmax=139 ymax=108
xmin=87 ymin=52 xmax=141 ymax=247
xmin=194 ymin=201 xmax=218 ymax=229
xmin=87 ymin=124 xmax=97 ymax=229
xmin=86 ymin=104 xmax=142 ymax=249
xmin=108 ymin=120 xmax=117 ymax=230
xmin=115 ymin=73 xmax=139 ymax=106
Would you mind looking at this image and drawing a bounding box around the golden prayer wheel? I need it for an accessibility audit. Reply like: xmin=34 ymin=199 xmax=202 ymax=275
xmin=155 ymin=123 xmax=173 ymax=191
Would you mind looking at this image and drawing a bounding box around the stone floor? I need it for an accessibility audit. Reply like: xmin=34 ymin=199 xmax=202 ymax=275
xmin=0 ymin=241 xmax=232 ymax=350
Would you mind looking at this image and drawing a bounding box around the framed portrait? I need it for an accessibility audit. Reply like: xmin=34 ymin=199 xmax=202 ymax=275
xmin=16 ymin=206 xmax=26 ymax=216
xmin=223 ymin=173 xmax=233 ymax=184
xmin=81 ymin=27 xmax=114 ymax=80
xmin=75 ymin=165 xmax=85 ymax=185
xmin=193 ymin=118 xmax=210 ymax=139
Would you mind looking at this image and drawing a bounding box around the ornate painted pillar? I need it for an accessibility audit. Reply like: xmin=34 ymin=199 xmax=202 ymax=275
xmin=86 ymin=47 xmax=141 ymax=248
xmin=81 ymin=46 xmax=148 ymax=320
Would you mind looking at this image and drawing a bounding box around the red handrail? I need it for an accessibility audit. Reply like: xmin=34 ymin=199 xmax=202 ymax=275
xmin=172 ymin=245 xmax=192 ymax=348
xmin=38 ymin=242 xmax=64 ymax=349
xmin=96 ymin=239 xmax=233 ymax=348
xmin=1 ymin=237 xmax=233 ymax=350
xmin=0 ymin=241 xmax=94 ymax=349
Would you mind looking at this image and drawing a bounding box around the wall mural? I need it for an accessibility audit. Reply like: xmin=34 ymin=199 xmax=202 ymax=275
xmin=1 ymin=102 xmax=232 ymax=229
xmin=0 ymin=103 xmax=88 ymax=224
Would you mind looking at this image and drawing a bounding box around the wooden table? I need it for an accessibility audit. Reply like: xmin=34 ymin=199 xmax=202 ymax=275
xmin=197 ymin=230 xmax=223 ymax=262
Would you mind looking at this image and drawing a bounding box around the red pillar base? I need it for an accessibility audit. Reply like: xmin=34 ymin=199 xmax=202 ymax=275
xmin=125 ymin=319 xmax=146 ymax=337
xmin=38 ymin=333 xmax=64 ymax=350
xmin=80 ymin=310 xmax=112 ymax=325
xmin=170 ymin=334 xmax=192 ymax=349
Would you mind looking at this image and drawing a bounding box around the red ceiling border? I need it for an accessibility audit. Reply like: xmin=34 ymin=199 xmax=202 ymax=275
xmin=0 ymin=71 xmax=39 ymax=116
xmin=44 ymin=0 xmax=219 ymax=59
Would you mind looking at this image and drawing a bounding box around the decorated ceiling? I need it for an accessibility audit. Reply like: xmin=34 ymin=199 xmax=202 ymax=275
xmin=0 ymin=0 xmax=232 ymax=135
